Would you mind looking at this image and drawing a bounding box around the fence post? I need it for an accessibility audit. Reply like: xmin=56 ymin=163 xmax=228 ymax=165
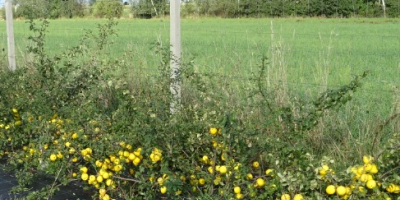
xmin=170 ymin=0 xmax=181 ymax=114
xmin=5 ymin=0 xmax=16 ymax=71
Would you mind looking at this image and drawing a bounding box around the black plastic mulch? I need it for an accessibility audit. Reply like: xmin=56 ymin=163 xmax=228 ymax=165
xmin=0 ymin=164 xmax=93 ymax=200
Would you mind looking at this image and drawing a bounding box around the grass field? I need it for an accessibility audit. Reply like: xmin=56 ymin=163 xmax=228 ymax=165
xmin=2 ymin=18 xmax=399 ymax=110
xmin=1 ymin=17 xmax=400 ymax=154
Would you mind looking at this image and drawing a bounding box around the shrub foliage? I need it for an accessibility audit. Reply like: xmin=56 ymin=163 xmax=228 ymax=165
xmin=0 ymin=19 xmax=400 ymax=200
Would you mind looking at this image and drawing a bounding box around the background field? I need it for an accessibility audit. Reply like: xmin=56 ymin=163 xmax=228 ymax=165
xmin=1 ymin=17 xmax=400 ymax=160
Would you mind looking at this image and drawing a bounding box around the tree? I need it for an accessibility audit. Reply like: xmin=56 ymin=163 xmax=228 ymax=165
xmin=132 ymin=0 xmax=167 ymax=18
xmin=93 ymin=0 xmax=124 ymax=18
xmin=13 ymin=0 xmax=85 ymax=19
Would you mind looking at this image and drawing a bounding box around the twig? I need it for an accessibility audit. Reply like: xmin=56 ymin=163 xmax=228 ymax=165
xmin=371 ymin=113 xmax=400 ymax=153
xmin=113 ymin=175 xmax=142 ymax=183
xmin=379 ymin=165 xmax=400 ymax=180
xmin=48 ymin=166 xmax=63 ymax=200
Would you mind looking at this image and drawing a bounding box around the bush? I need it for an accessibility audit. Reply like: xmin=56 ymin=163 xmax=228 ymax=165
xmin=93 ymin=0 xmax=123 ymax=18
xmin=1 ymin=19 xmax=400 ymax=200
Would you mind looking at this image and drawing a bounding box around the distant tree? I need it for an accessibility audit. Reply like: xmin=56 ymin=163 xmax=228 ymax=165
xmin=13 ymin=0 xmax=85 ymax=19
xmin=132 ymin=0 xmax=167 ymax=18
xmin=94 ymin=0 xmax=124 ymax=18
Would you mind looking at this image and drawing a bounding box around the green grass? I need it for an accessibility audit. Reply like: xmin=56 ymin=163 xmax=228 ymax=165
xmin=1 ymin=17 xmax=399 ymax=160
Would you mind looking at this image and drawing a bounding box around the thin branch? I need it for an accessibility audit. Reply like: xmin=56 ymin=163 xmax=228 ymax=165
xmin=113 ymin=175 xmax=142 ymax=183
xmin=371 ymin=113 xmax=400 ymax=153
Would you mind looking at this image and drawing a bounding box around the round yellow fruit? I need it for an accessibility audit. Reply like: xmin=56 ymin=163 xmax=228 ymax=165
xmin=336 ymin=186 xmax=346 ymax=196
xmin=234 ymin=186 xmax=241 ymax=194
xmin=281 ymin=193 xmax=291 ymax=200
xmin=202 ymin=155 xmax=209 ymax=163
xmin=160 ymin=186 xmax=167 ymax=194
xmin=319 ymin=169 xmax=327 ymax=176
xmin=80 ymin=166 xmax=88 ymax=173
xmin=246 ymin=173 xmax=253 ymax=180
xmin=209 ymin=128 xmax=218 ymax=135
xmin=266 ymin=169 xmax=274 ymax=176
xmin=366 ymin=180 xmax=377 ymax=189
xmin=219 ymin=165 xmax=227 ymax=174
xmin=81 ymin=173 xmax=89 ymax=181
xmin=370 ymin=164 xmax=378 ymax=174
xmin=236 ymin=193 xmax=243 ymax=199
xmin=363 ymin=155 xmax=373 ymax=164
xmin=256 ymin=178 xmax=265 ymax=187
xmin=326 ymin=185 xmax=336 ymax=195
xmin=102 ymin=194 xmax=110 ymax=200
xmin=49 ymin=154 xmax=57 ymax=161
xmin=198 ymin=178 xmax=205 ymax=185
xmin=252 ymin=161 xmax=260 ymax=168
xmin=293 ymin=194 xmax=303 ymax=200
xmin=99 ymin=188 xmax=106 ymax=197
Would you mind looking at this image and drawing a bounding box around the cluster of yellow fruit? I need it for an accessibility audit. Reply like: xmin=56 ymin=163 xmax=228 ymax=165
xmin=322 ymin=155 xmax=400 ymax=199
xmin=79 ymin=164 xmax=116 ymax=200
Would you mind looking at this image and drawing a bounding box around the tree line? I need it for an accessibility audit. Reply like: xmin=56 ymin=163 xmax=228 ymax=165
xmin=1 ymin=0 xmax=400 ymax=19
xmin=187 ymin=0 xmax=399 ymax=18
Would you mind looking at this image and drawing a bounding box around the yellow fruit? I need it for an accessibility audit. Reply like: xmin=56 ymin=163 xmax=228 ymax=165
xmin=326 ymin=185 xmax=336 ymax=195
xmin=364 ymin=163 xmax=373 ymax=172
xmin=266 ymin=169 xmax=274 ymax=176
xmin=363 ymin=155 xmax=373 ymax=164
xmin=99 ymin=188 xmax=106 ymax=197
xmin=336 ymin=186 xmax=346 ymax=196
xmin=72 ymin=133 xmax=79 ymax=139
xmin=256 ymin=178 xmax=265 ymax=187
xmin=102 ymin=194 xmax=110 ymax=200
xmin=160 ymin=186 xmax=167 ymax=194
xmin=236 ymin=193 xmax=243 ymax=199
xmin=132 ymin=157 xmax=141 ymax=166
xmin=281 ymin=193 xmax=291 ymax=200
xmin=293 ymin=194 xmax=303 ymax=200
xmin=221 ymin=153 xmax=227 ymax=161
xmin=80 ymin=166 xmax=88 ymax=173
xmin=102 ymin=172 xmax=110 ymax=179
xmin=246 ymin=173 xmax=253 ymax=180
xmin=97 ymin=175 xmax=104 ymax=183
xmin=128 ymin=153 xmax=136 ymax=161
xmin=89 ymin=175 xmax=96 ymax=182
xmin=209 ymin=128 xmax=218 ymax=135
xmin=366 ymin=180 xmax=377 ymax=189
xmin=322 ymin=165 xmax=330 ymax=171
xmin=198 ymin=178 xmax=205 ymax=185
xmin=370 ymin=164 xmax=378 ymax=174
xmin=360 ymin=174 xmax=372 ymax=182
xmin=208 ymin=166 xmax=214 ymax=174
xmin=49 ymin=154 xmax=57 ymax=161
xmin=65 ymin=142 xmax=71 ymax=147
xmin=319 ymin=169 xmax=327 ymax=176
xmin=219 ymin=166 xmax=227 ymax=174
xmin=202 ymin=155 xmax=209 ymax=163
xmin=106 ymin=179 xmax=114 ymax=186
xmin=234 ymin=186 xmax=241 ymax=194
xmin=252 ymin=161 xmax=260 ymax=168
xmin=81 ymin=173 xmax=89 ymax=181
